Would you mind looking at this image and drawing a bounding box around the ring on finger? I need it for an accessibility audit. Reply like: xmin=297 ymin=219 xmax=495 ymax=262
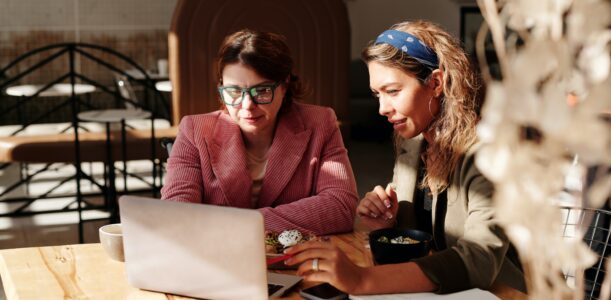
xmin=312 ymin=258 xmax=319 ymax=272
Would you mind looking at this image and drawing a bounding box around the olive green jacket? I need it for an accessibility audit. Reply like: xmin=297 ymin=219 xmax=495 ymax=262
xmin=391 ymin=136 xmax=526 ymax=294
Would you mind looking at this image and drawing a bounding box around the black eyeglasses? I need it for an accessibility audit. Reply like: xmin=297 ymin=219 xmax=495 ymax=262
xmin=217 ymin=82 xmax=281 ymax=106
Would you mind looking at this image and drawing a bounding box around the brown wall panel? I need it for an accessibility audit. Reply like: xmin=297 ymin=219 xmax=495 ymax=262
xmin=169 ymin=0 xmax=350 ymax=129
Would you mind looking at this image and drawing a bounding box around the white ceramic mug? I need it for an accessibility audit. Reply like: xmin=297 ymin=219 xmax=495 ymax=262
xmin=157 ymin=59 xmax=169 ymax=77
xmin=99 ymin=223 xmax=124 ymax=262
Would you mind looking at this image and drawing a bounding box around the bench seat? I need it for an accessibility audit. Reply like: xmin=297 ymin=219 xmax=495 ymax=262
xmin=0 ymin=127 xmax=177 ymax=163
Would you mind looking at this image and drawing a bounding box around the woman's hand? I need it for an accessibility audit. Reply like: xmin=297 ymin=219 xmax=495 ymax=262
xmin=284 ymin=239 xmax=367 ymax=294
xmin=356 ymin=185 xmax=398 ymax=230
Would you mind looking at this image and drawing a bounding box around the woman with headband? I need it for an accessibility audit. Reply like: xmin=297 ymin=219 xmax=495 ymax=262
xmin=285 ymin=21 xmax=526 ymax=294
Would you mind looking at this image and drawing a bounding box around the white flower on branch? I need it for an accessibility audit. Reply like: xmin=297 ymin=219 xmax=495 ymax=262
xmin=578 ymin=31 xmax=611 ymax=83
xmin=476 ymin=0 xmax=609 ymax=298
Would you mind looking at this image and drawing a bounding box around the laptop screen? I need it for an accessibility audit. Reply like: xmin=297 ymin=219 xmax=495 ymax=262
xmin=120 ymin=196 xmax=273 ymax=299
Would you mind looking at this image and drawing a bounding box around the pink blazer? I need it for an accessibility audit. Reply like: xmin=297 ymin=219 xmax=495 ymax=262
xmin=161 ymin=102 xmax=358 ymax=235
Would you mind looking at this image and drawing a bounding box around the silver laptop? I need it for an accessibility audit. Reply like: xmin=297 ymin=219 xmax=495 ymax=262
xmin=119 ymin=195 xmax=302 ymax=299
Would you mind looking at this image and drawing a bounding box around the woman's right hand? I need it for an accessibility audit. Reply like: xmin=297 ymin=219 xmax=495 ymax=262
xmin=356 ymin=185 xmax=398 ymax=230
xmin=284 ymin=240 xmax=367 ymax=294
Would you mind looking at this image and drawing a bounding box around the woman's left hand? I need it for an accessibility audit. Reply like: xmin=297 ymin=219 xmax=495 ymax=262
xmin=284 ymin=239 xmax=367 ymax=294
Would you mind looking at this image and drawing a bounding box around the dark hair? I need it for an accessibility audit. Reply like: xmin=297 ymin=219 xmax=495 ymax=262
xmin=216 ymin=29 xmax=304 ymax=109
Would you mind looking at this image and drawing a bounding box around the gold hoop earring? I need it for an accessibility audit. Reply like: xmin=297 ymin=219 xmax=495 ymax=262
xmin=428 ymin=96 xmax=436 ymax=118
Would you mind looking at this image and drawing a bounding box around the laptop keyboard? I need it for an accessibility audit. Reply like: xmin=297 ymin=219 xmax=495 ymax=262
xmin=268 ymin=283 xmax=284 ymax=295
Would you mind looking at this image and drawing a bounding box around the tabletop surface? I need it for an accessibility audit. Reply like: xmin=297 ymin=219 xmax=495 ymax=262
xmin=78 ymin=109 xmax=152 ymax=123
xmin=0 ymin=231 xmax=525 ymax=299
xmin=124 ymin=69 xmax=169 ymax=81
xmin=5 ymin=83 xmax=96 ymax=97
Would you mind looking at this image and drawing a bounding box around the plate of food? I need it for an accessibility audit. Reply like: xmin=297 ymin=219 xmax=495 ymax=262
xmin=265 ymin=229 xmax=315 ymax=270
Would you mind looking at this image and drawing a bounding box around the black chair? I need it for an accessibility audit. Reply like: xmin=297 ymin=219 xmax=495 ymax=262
xmin=561 ymin=204 xmax=610 ymax=300
xmin=583 ymin=165 xmax=610 ymax=299
xmin=0 ymin=43 xmax=170 ymax=242
xmin=583 ymin=205 xmax=610 ymax=299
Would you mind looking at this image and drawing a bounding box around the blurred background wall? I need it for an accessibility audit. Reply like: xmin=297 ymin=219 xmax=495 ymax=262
xmin=0 ymin=0 xmax=175 ymax=78
xmin=0 ymin=0 xmax=470 ymax=81
xmin=0 ymin=0 xmax=475 ymax=133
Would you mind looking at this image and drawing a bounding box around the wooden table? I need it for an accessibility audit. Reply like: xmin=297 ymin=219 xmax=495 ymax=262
xmin=78 ymin=109 xmax=154 ymax=223
xmin=5 ymin=83 xmax=96 ymax=97
xmin=0 ymin=231 xmax=525 ymax=299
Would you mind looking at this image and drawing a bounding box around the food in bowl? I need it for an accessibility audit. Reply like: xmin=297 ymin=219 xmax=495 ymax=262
xmin=265 ymin=229 xmax=315 ymax=270
xmin=265 ymin=231 xmax=282 ymax=254
xmin=369 ymin=228 xmax=432 ymax=265
xmin=265 ymin=229 xmax=315 ymax=254
xmin=377 ymin=235 xmax=420 ymax=245
xmin=278 ymin=229 xmax=303 ymax=247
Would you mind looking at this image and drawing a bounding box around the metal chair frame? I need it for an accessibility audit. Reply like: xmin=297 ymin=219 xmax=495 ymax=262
xmin=561 ymin=206 xmax=610 ymax=299
xmin=0 ymin=43 xmax=170 ymax=242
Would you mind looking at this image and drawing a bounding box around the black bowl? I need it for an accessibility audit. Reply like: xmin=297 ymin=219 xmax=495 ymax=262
xmin=369 ymin=228 xmax=433 ymax=265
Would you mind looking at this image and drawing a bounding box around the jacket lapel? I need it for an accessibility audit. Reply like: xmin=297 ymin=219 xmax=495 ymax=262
xmin=258 ymin=105 xmax=311 ymax=207
xmin=395 ymin=135 xmax=424 ymax=229
xmin=395 ymin=135 xmax=424 ymax=201
xmin=207 ymin=113 xmax=253 ymax=208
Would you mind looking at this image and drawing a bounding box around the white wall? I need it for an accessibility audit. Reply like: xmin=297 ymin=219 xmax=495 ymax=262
xmin=0 ymin=0 xmax=177 ymax=85
xmin=0 ymin=0 xmax=176 ymax=33
xmin=0 ymin=0 xmax=474 ymax=61
xmin=345 ymin=0 xmax=470 ymax=59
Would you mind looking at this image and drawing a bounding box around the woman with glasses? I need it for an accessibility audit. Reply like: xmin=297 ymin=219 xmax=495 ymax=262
xmin=285 ymin=20 xmax=526 ymax=294
xmin=161 ymin=29 xmax=358 ymax=235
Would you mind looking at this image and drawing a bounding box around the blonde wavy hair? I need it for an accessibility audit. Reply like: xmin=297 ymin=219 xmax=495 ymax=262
xmin=362 ymin=20 xmax=482 ymax=195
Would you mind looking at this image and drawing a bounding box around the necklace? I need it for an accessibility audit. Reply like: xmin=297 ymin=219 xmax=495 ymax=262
xmin=246 ymin=149 xmax=268 ymax=163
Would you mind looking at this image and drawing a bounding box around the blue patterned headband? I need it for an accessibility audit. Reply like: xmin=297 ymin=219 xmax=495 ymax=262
xmin=375 ymin=29 xmax=439 ymax=69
